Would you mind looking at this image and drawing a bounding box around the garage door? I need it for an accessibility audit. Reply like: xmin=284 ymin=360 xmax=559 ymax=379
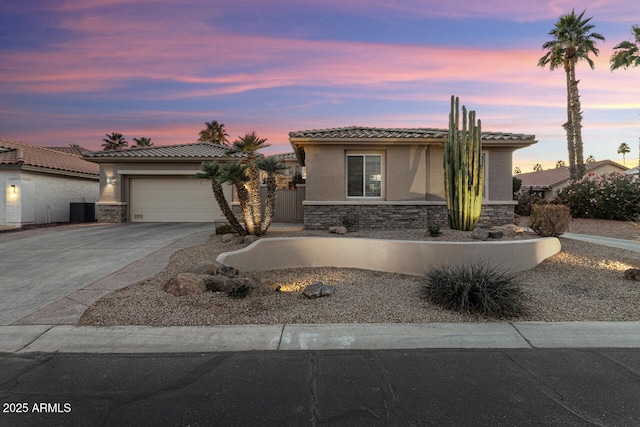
xmin=130 ymin=177 xmax=224 ymax=222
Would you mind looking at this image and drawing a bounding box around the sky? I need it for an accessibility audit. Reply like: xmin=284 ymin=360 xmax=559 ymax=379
xmin=1 ymin=0 xmax=639 ymax=172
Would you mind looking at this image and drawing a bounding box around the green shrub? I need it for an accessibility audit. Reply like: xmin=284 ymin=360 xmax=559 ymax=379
xmin=556 ymin=172 xmax=640 ymax=220
xmin=529 ymin=204 xmax=571 ymax=237
xmin=424 ymin=263 xmax=524 ymax=318
xmin=227 ymin=283 xmax=251 ymax=299
xmin=215 ymin=223 xmax=234 ymax=235
xmin=340 ymin=214 xmax=357 ymax=231
xmin=427 ymin=225 xmax=442 ymax=237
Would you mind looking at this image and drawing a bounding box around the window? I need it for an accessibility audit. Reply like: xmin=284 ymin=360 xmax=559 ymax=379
xmin=347 ymin=154 xmax=382 ymax=197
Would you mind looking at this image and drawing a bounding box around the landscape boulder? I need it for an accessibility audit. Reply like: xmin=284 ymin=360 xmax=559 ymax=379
xmin=623 ymin=268 xmax=640 ymax=281
xmin=206 ymin=276 xmax=258 ymax=293
xmin=302 ymin=281 xmax=335 ymax=299
xmin=184 ymin=262 xmax=238 ymax=277
xmin=490 ymin=224 xmax=523 ymax=238
xmin=329 ymin=226 xmax=348 ymax=235
xmin=164 ymin=273 xmax=208 ymax=296
xmin=221 ymin=233 xmax=235 ymax=243
xmin=243 ymin=235 xmax=260 ymax=244
xmin=471 ymin=229 xmax=490 ymax=241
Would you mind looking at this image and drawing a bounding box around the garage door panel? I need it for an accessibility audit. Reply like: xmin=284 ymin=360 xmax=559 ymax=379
xmin=130 ymin=178 xmax=224 ymax=222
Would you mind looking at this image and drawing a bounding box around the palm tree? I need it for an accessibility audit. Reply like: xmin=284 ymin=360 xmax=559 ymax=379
xmin=101 ymin=132 xmax=128 ymax=150
xmin=132 ymin=137 xmax=153 ymax=148
xmin=555 ymin=160 xmax=567 ymax=168
xmin=194 ymin=162 xmax=247 ymax=236
xmin=513 ymin=166 xmax=522 ymax=174
xmin=221 ymin=161 xmax=255 ymax=234
xmin=610 ymin=25 xmax=640 ymax=70
xmin=538 ymin=9 xmax=605 ymax=181
xmin=618 ymin=142 xmax=631 ymax=165
xmin=228 ymin=132 xmax=271 ymax=234
xmin=533 ymin=163 xmax=543 ymax=172
xmin=257 ymin=156 xmax=288 ymax=233
xmin=198 ymin=121 xmax=229 ymax=145
xmin=586 ymin=154 xmax=596 ymax=163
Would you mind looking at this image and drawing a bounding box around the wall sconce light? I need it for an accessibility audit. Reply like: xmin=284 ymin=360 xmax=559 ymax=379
xmin=10 ymin=184 xmax=16 ymax=194
xmin=106 ymin=177 xmax=116 ymax=185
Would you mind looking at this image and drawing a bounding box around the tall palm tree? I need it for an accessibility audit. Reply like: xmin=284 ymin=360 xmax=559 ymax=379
xmin=101 ymin=132 xmax=128 ymax=151
xmin=610 ymin=25 xmax=640 ymax=70
xmin=533 ymin=163 xmax=543 ymax=172
xmin=257 ymin=156 xmax=288 ymax=233
xmin=198 ymin=121 xmax=229 ymax=145
xmin=538 ymin=9 xmax=605 ymax=181
xmin=228 ymin=132 xmax=271 ymax=234
xmin=132 ymin=137 xmax=153 ymax=148
xmin=555 ymin=160 xmax=567 ymax=168
xmin=221 ymin=161 xmax=255 ymax=234
xmin=586 ymin=154 xmax=596 ymax=163
xmin=618 ymin=142 xmax=631 ymax=165
xmin=194 ymin=162 xmax=247 ymax=236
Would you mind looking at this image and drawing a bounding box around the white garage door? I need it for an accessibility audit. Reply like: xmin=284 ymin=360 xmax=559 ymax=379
xmin=130 ymin=177 xmax=224 ymax=222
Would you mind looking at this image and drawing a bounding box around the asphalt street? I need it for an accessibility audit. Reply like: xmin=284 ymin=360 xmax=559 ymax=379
xmin=2 ymin=348 xmax=640 ymax=426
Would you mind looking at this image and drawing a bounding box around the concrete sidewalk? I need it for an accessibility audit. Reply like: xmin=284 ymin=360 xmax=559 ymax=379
xmin=562 ymin=232 xmax=640 ymax=252
xmin=2 ymin=321 xmax=640 ymax=353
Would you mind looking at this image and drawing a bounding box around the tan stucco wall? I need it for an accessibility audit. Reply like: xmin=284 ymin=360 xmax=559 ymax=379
xmin=386 ymin=146 xmax=427 ymax=201
xmin=304 ymin=146 xmax=345 ymax=201
xmin=426 ymin=146 xmax=446 ymax=201
xmin=487 ymin=149 xmax=514 ymax=201
xmin=218 ymin=236 xmax=561 ymax=275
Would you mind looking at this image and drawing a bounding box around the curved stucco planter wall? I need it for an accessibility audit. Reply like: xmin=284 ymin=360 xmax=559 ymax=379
xmin=216 ymin=237 xmax=561 ymax=276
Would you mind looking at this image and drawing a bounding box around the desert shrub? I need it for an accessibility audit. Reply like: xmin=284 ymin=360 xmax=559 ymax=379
xmin=514 ymin=193 xmax=549 ymax=216
xmin=215 ymin=223 xmax=234 ymax=235
xmin=340 ymin=214 xmax=357 ymax=230
xmin=529 ymin=204 xmax=571 ymax=237
xmin=427 ymin=225 xmax=442 ymax=237
xmin=423 ymin=262 xmax=524 ymax=318
xmin=556 ymin=172 xmax=640 ymax=220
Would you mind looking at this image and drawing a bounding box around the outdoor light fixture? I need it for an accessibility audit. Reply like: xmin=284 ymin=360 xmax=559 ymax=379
xmin=10 ymin=184 xmax=16 ymax=194
xmin=106 ymin=177 xmax=116 ymax=185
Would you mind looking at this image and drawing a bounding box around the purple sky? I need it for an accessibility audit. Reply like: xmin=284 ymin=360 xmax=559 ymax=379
xmin=1 ymin=0 xmax=639 ymax=171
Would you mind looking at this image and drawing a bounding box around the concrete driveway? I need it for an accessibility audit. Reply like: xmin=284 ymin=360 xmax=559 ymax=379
xmin=0 ymin=223 xmax=215 ymax=326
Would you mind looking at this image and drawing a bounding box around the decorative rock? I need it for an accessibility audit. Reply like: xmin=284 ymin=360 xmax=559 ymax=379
xmin=623 ymin=269 xmax=640 ymax=281
xmin=164 ymin=273 xmax=208 ymax=296
xmin=206 ymin=276 xmax=258 ymax=293
xmin=471 ymin=229 xmax=490 ymax=241
xmin=221 ymin=233 xmax=235 ymax=243
xmin=243 ymin=235 xmax=260 ymax=244
xmin=184 ymin=262 xmax=238 ymax=277
xmin=490 ymin=224 xmax=523 ymax=238
xmin=302 ymin=281 xmax=335 ymax=299
xmin=488 ymin=230 xmax=504 ymax=239
xmin=329 ymin=226 xmax=348 ymax=235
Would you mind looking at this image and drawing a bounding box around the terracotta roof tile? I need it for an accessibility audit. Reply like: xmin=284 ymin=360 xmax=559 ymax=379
xmin=0 ymin=139 xmax=99 ymax=176
xmin=289 ymin=126 xmax=535 ymax=141
xmin=83 ymin=142 xmax=247 ymax=160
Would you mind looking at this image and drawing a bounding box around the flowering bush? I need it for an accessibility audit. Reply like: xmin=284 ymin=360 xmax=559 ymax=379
xmin=556 ymin=172 xmax=640 ymax=220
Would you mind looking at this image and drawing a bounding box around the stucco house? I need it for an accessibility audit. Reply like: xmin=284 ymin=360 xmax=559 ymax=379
xmin=0 ymin=138 xmax=99 ymax=226
xmin=83 ymin=142 xmax=246 ymax=223
xmin=516 ymin=160 xmax=627 ymax=199
xmin=289 ymin=126 xmax=536 ymax=229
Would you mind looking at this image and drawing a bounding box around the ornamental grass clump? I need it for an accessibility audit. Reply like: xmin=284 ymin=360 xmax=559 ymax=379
xmin=424 ymin=263 xmax=524 ymax=318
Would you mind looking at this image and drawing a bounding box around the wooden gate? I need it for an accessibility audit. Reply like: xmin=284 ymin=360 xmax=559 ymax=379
xmin=259 ymin=185 xmax=305 ymax=222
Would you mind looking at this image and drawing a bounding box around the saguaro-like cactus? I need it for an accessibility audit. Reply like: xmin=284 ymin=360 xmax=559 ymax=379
xmin=443 ymin=95 xmax=484 ymax=231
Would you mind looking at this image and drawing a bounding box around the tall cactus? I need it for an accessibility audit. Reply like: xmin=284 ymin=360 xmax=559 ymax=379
xmin=443 ymin=95 xmax=484 ymax=231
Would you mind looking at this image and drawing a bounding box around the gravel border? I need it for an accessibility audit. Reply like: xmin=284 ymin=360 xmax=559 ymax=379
xmin=79 ymin=223 xmax=640 ymax=326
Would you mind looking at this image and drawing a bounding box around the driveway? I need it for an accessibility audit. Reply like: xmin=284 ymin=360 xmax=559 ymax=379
xmin=0 ymin=223 xmax=215 ymax=326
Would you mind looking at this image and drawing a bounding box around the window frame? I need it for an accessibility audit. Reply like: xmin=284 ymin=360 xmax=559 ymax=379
xmin=345 ymin=153 xmax=384 ymax=199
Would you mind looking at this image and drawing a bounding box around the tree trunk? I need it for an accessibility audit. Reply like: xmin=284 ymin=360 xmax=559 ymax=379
xmin=246 ymin=159 xmax=262 ymax=233
xmin=261 ymin=175 xmax=277 ymax=234
xmin=564 ymin=64 xmax=577 ymax=181
xmin=212 ymin=186 xmax=246 ymax=236
xmin=234 ymin=183 xmax=255 ymax=234
xmin=570 ymin=66 xmax=586 ymax=180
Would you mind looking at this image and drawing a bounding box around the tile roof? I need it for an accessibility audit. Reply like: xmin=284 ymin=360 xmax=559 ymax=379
xmin=289 ymin=126 xmax=535 ymax=141
xmin=516 ymin=160 xmax=627 ymax=188
xmin=83 ymin=142 xmax=247 ymax=160
xmin=0 ymin=138 xmax=99 ymax=176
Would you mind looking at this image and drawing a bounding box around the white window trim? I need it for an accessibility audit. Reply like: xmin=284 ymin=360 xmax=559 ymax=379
xmin=345 ymin=153 xmax=384 ymax=199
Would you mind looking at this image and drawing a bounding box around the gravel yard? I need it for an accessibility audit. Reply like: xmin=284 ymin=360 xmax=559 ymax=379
xmin=79 ymin=218 xmax=640 ymax=326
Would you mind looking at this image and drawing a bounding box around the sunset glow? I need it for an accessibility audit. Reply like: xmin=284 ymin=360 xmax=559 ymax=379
xmin=1 ymin=0 xmax=638 ymax=170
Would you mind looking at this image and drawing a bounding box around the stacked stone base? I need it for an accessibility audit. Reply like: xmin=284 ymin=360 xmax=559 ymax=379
xmin=97 ymin=203 xmax=127 ymax=223
xmin=303 ymin=202 xmax=515 ymax=230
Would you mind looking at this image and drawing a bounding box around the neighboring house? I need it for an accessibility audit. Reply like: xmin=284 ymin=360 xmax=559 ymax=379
xmin=289 ymin=126 xmax=536 ymax=229
xmin=0 ymin=138 xmax=99 ymax=226
xmin=83 ymin=143 xmax=246 ymax=223
xmin=516 ymin=160 xmax=628 ymax=199
xmin=624 ymin=166 xmax=639 ymax=179
xmin=262 ymin=152 xmax=303 ymax=189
